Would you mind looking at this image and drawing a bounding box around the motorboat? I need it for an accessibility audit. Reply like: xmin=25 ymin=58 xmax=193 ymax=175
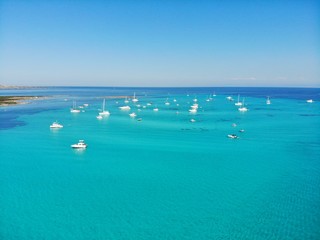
xmin=71 ymin=140 xmax=87 ymax=149
xmin=189 ymin=108 xmax=197 ymax=113
xmin=227 ymin=134 xmax=239 ymax=139
xmin=153 ymin=108 xmax=159 ymax=111
xmin=129 ymin=112 xmax=137 ymax=118
xmin=190 ymin=119 xmax=196 ymax=123
xmin=50 ymin=121 xmax=63 ymax=128
xmin=307 ymin=99 xmax=314 ymax=103
xmin=119 ymin=106 xmax=131 ymax=110
xmin=226 ymin=96 xmax=233 ymax=101
xmin=96 ymin=115 xmax=103 ymax=119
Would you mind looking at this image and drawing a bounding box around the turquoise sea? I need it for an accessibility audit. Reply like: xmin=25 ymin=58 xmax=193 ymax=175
xmin=1 ymin=87 xmax=320 ymax=240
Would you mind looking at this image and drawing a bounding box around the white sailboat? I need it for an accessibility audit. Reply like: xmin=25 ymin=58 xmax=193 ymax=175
xmin=124 ymin=96 xmax=129 ymax=103
xmin=235 ymin=95 xmax=242 ymax=106
xmin=266 ymin=96 xmax=271 ymax=105
xmin=99 ymin=99 xmax=110 ymax=116
xmin=238 ymin=98 xmax=248 ymax=112
xmin=70 ymin=101 xmax=80 ymax=113
xmin=132 ymin=92 xmax=138 ymax=102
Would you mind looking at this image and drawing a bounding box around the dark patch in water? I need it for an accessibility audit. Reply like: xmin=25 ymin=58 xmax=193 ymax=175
xmin=266 ymin=114 xmax=274 ymax=117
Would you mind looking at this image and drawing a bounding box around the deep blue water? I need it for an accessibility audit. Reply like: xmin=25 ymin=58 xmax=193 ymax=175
xmin=1 ymin=87 xmax=320 ymax=239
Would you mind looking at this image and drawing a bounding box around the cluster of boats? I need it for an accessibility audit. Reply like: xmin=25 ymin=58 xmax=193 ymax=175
xmin=52 ymin=93 xmax=316 ymax=148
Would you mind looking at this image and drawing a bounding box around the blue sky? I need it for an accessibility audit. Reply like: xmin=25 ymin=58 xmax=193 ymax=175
xmin=0 ymin=0 xmax=319 ymax=87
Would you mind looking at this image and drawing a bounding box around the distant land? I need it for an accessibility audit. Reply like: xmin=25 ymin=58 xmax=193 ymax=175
xmin=0 ymin=84 xmax=46 ymax=90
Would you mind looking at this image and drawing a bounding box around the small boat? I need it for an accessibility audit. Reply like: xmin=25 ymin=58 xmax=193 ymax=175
xmin=189 ymin=108 xmax=197 ymax=113
xmin=124 ymin=97 xmax=129 ymax=103
xmin=306 ymin=99 xmax=314 ymax=103
xmin=129 ymin=112 xmax=137 ymax=118
xmin=173 ymin=98 xmax=177 ymax=102
xmin=239 ymin=129 xmax=245 ymax=133
xmin=190 ymin=119 xmax=196 ymax=123
xmin=96 ymin=115 xmax=103 ymax=119
xmin=71 ymin=140 xmax=87 ymax=149
xmin=70 ymin=101 xmax=80 ymax=113
xmin=235 ymin=95 xmax=242 ymax=106
xmin=226 ymin=96 xmax=233 ymax=101
xmin=266 ymin=96 xmax=271 ymax=105
xmin=227 ymin=134 xmax=239 ymax=139
xmin=137 ymin=118 xmax=142 ymax=121
xmin=132 ymin=92 xmax=139 ymax=102
xmin=191 ymin=103 xmax=198 ymax=109
xmin=83 ymin=103 xmax=89 ymax=107
xmin=119 ymin=106 xmax=131 ymax=110
xmin=165 ymin=98 xmax=170 ymax=105
xmin=50 ymin=121 xmax=63 ymax=128
xmin=153 ymin=108 xmax=159 ymax=111
xmin=238 ymin=98 xmax=248 ymax=112
xmin=99 ymin=99 xmax=110 ymax=116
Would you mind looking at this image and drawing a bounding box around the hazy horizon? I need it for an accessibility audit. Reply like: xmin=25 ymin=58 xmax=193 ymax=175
xmin=0 ymin=1 xmax=319 ymax=87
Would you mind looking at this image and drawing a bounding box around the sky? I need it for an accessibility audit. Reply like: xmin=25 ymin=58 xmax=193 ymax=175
xmin=0 ymin=0 xmax=319 ymax=87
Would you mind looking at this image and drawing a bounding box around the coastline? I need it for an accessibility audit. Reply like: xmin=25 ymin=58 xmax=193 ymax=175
xmin=0 ymin=96 xmax=46 ymax=106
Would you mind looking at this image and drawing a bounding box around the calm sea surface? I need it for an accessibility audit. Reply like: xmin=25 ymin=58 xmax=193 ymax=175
xmin=1 ymin=87 xmax=320 ymax=239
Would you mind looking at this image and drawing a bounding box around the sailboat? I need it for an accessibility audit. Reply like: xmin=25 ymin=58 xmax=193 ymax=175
xmin=266 ymin=96 xmax=271 ymax=105
xmin=132 ymin=92 xmax=138 ymax=102
xmin=124 ymin=96 xmax=129 ymax=103
xmin=99 ymin=99 xmax=110 ymax=116
xmin=238 ymin=98 xmax=248 ymax=112
xmin=70 ymin=101 xmax=80 ymax=113
xmin=235 ymin=95 xmax=242 ymax=106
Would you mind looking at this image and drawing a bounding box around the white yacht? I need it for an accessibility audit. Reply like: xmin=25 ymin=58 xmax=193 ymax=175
xmin=71 ymin=140 xmax=87 ymax=149
xmin=132 ymin=92 xmax=139 ymax=102
xmin=119 ymin=106 xmax=131 ymax=110
xmin=266 ymin=96 xmax=271 ymax=105
xmin=235 ymin=95 xmax=242 ymax=106
xmin=306 ymin=99 xmax=314 ymax=103
xmin=99 ymin=99 xmax=110 ymax=116
xmin=226 ymin=96 xmax=233 ymax=101
xmin=165 ymin=98 xmax=170 ymax=105
xmin=70 ymin=101 xmax=80 ymax=113
xmin=129 ymin=112 xmax=137 ymax=118
xmin=227 ymin=134 xmax=239 ymax=139
xmin=50 ymin=121 xmax=63 ymax=128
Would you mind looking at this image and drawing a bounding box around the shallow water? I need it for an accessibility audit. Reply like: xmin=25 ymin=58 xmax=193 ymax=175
xmin=1 ymin=87 xmax=320 ymax=239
